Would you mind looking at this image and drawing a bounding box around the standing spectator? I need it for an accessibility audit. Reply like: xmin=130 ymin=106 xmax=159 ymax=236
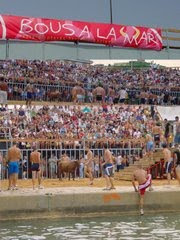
xmin=102 ymin=144 xmax=115 ymax=190
xmin=164 ymin=119 xmax=172 ymax=147
xmin=119 ymin=88 xmax=127 ymax=103
xmin=150 ymin=105 xmax=155 ymax=119
xmin=163 ymin=92 xmax=170 ymax=105
xmin=30 ymin=146 xmax=43 ymax=189
xmin=48 ymin=154 xmax=58 ymax=178
xmin=22 ymin=156 xmax=28 ymax=179
xmin=174 ymin=116 xmax=180 ymax=146
xmin=152 ymin=123 xmax=163 ymax=148
xmin=162 ymin=143 xmax=173 ymax=185
xmin=7 ymin=142 xmax=21 ymax=190
xmin=79 ymin=156 xmax=84 ymax=179
xmin=146 ymin=134 xmax=154 ymax=158
xmin=174 ymin=148 xmax=180 ymax=185
xmin=25 ymin=83 xmax=33 ymax=107
xmin=164 ymin=119 xmax=170 ymax=139
xmin=94 ymin=156 xmax=100 ymax=178
xmin=0 ymin=152 xmax=2 ymax=191
xmin=116 ymin=154 xmax=123 ymax=172
xmin=84 ymin=148 xmax=94 ymax=185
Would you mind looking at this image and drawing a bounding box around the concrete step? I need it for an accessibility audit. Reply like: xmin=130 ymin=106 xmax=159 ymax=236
xmin=127 ymin=167 xmax=136 ymax=170
xmin=116 ymin=172 xmax=133 ymax=176
xmin=115 ymin=175 xmax=132 ymax=181
xmin=115 ymin=153 xmax=164 ymax=181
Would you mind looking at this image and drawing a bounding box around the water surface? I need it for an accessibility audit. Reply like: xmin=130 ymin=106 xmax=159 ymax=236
xmin=0 ymin=213 xmax=180 ymax=240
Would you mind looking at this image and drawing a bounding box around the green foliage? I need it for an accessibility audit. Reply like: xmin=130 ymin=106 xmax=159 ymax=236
xmin=108 ymin=61 xmax=165 ymax=70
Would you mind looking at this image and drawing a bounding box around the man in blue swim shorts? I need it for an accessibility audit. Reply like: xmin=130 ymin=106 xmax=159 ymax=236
xmin=7 ymin=142 xmax=21 ymax=190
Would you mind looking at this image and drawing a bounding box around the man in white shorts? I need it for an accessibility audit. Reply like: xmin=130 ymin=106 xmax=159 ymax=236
xmin=174 ymin=148 xmax=180 ymax=185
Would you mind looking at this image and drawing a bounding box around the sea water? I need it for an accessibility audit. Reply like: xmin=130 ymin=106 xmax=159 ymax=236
xmin=0 ymin=213 xmax=180 ymax=240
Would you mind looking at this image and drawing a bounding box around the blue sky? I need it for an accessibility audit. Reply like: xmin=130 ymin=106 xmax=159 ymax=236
xmin=0 ymin=0 xmax=179 ymax=28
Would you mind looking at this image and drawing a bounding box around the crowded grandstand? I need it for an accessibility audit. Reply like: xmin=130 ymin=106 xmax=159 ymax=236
xmin=0 ymin=60 xmax=179 ymax=184
xmin=0 ymin=1 xmax=180 ymax=227
xmin=0 ymin=60 xmax=179 ymax=105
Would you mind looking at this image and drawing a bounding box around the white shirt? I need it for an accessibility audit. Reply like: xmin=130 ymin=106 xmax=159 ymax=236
xmin=119 ymin=90 xmax=127 ymax=99
xmin=116 ymin=156 xmax=122 ymax=165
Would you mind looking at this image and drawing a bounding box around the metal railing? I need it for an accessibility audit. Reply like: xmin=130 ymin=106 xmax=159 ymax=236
xmin=3 ymin=81 xmax=180 ymax=104
xmin=127 ymin=89 xmax=180 ymax=98
xmin=0 ymin=127 xmax=12 ymax=150
xmin=7 ymin=81 xmax=73 ymax=93
xmin=0 ymin=27 xmax=180 ymax=60
xmin=6 ymin=81 xmax=180 ymax=95
xmin=6 ymin=81 xmax=74 ymax=101
xmin=0 ymin=147 xmax=142 ymax=180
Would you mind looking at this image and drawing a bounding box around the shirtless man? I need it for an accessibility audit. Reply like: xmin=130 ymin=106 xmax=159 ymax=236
xmin=140 ymin=90 xmax=146 ymax=104
xmin=152 ymin=123 xmax=162 ymax=147
xmin=7 ymin=142 xmax=21 ymax=190
xmin=71 ymin=86 xmax=85 ymax=103
xmin=174 ymin=148 xmax=180 ymax=185
xmin=174 ymin=116 xmax=180 ymax=146
xmin=162 ymin=143 xmax=172 ymax=185
xmin=26 ymin=83 xmax=33 ymax=107
xmin=92 ymin=87 xmax=105 ymax=103
xmin=0 ymin=152 xmax=2 ymax=191
xmin=132 ymin=164 xmax=153 ymax=215
xmin=61 ymin=153 xmax=70 ymax=162
xmin=146 ymin=134 xmax=154 ymax=159
xmin=85 ymin=148 xmax=94 ymax=185
xmin=102 ymin=144 xmax=115 ymax=190
xmin=108 ymin=87 xmax=115 ymax=103
xmin=30 ymin=146 xmax=43 ymax=189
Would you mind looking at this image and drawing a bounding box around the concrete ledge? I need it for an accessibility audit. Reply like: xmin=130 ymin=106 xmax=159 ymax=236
xmin=0 ymin=186 xmax=180 ymax=220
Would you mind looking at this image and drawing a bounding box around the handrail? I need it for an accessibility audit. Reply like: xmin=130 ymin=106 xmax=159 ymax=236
xmin=162 ymin=36 xmax=180 ymax=41
xmin=162 ymin=28 xmax=180 ymax=49
xmin=3 ymin=80 xmax=180 ymax=96
xmin=0 ymin=137 xmax=146 ymax=143
xmin=162 ymin=28 xmax=180 ymax=33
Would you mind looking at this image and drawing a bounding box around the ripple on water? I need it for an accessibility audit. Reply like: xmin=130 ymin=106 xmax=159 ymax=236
xmin=0 ymin=214 xmax=180 ymax=240
xmin=1 ymin=231 xmax=11 ymax=235
xmin=17 ymin=236 xmax=46 ymax=240
xmin=17 ymin=226 xmax=33 ymax=229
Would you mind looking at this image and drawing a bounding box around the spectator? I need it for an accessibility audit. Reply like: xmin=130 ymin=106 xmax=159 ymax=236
xmin=48 ymin=154 xmax=58 ymax=179
xmin=79 ymin=156 xmax=84 ymax=179
xmin=174 ymin=116 xmax=180 ymax=146
xmin=0 ymin=60 xmax=179 ymax=106
xmin=116 ymin=154 xmax=124 ymax=171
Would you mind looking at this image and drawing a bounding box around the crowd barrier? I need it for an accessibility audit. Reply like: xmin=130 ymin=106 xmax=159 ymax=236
xmin=127 ymin=89 xmax=180 ymax=97
xmin=0 ymin=138 xmax=146 ymax=149
xmin=0 ymin=90 xmax=7 ymax=104
xmin=7 ymin=82 xmax=73 ymax=101
xmin=147 ymin=160 xmax=165 ymax=179
xmin=0 ymin=147 xmax=142 ymax=180
xmin=4 ymin=81 xmax=180 ymax=102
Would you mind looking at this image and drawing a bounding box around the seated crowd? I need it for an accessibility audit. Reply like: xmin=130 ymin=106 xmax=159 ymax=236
xmin=0 ymin=60 xmax=179 ymax=105
xmin=0 ymin=104 xmax=165 ymax=150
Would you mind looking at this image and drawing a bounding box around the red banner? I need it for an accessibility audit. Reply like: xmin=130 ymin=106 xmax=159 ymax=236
xmin=0 ymin=14 xmax=162 ymax=50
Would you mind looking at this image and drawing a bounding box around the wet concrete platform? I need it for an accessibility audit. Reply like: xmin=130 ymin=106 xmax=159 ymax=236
xmin=0 ymin=185 xmax=180 ymax=220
